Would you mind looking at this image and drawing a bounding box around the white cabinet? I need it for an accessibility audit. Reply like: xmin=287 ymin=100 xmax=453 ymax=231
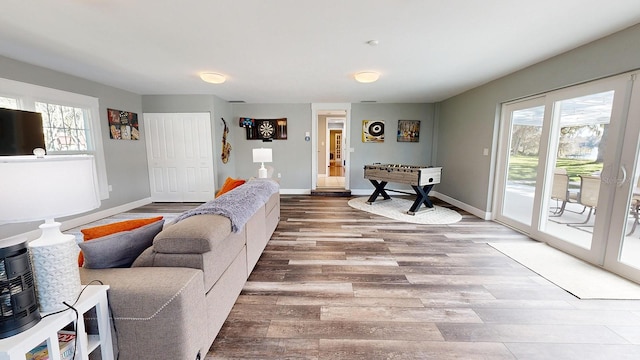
xmin=0 ymin=285 xmax=113 ymax=360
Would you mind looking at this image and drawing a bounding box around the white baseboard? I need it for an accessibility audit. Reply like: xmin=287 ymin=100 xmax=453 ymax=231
xmin=430 ymin=191 xmax=491 ymax=220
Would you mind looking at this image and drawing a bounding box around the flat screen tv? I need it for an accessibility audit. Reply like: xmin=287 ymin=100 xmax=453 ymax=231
xmin=0 ymin=108 xmax=46 ymax=156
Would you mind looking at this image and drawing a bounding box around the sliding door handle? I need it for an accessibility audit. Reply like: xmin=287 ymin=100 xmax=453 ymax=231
xmin=618 ymin=166 xmax=628 ymax=187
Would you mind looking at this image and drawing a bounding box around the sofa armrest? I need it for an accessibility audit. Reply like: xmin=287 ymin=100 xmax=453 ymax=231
xmin=80 ymin=267 xmax=208 ymax=360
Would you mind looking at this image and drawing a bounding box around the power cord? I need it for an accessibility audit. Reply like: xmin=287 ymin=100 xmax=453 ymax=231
xmin=40 ymin=280 xmax=105 ymax=360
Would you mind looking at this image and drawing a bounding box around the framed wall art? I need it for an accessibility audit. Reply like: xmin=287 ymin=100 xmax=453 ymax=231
xmin=239 ymin=117 xmax=287 ymax=140
xmin=107 ymin=108 xmax=139 ymax=140
xmin=397 ymin=120 xmax=420 ymax=142
xmin=362 ymin=120 xmax=384 ymax=143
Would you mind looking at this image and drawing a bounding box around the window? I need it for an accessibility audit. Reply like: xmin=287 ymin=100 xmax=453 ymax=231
xmin=36 ymin=102 xmax=89 ymax=152
xmin=0 ymin=78 xmax=109 ymax=199
xmin=0 ymin=96 xmax=18 ymax=109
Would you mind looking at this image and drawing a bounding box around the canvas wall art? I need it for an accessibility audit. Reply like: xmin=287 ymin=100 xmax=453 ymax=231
xmin=107 ymin=108 xmax=139 ymax=140
xmin=397 ymin=120 xmax=420 ymax=142
xmin=362 ymin=120 xmax=385 ymax=143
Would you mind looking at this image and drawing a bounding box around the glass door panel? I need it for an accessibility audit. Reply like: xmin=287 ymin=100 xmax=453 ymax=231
xmin=540 ymin=91 xmax=614 ymax=250
xmin=604 ymin=73 xmax=640 ymax=281
xmin=498 ymin=102 xmax=544 ymax=228
xmin=619 ymin=155 xmax=640 ymax=268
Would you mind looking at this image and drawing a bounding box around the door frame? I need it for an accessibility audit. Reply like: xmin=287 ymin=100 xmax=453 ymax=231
xmin=493 ymin=72 xmax=640 ymax=283
xmin=311 ymin=103 xmax=351 ymax=190
xmin=326 ymin=117 xmax=345 ymax=173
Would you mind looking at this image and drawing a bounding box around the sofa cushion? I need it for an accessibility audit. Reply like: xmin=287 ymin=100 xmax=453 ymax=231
xmin=79 ymin=220 xmax=164 ymax=269
xmin=215 ymin=177 xmax=246 ymax=198
xmin=78 ymin=216 xmax=163 ymax=266
xmin=153 ymin=214 xmax=232 ymax=254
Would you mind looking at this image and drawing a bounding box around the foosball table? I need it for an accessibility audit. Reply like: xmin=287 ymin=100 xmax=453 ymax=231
xmin=363 ymin=164 xmax=442 ymax=215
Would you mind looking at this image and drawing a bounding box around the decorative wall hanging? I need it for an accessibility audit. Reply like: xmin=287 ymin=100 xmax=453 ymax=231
xmin=107 ymin=108 xmax=139 ymax=140
xmin=362 ymin=120 xmax=384 ymax=143
xmin=239 ymin=117 xmax=287 ymax=140
xmin=221 ymin=118 xmax=232 ymax=164
xmin=397 ymin=120 xmax=420 ymax=142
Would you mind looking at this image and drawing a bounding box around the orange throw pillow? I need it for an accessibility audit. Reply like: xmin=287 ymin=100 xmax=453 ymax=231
xmin=78 ymin=216 xmax=163 ymax=266
xmin=215 ymin=177 xmax=245 ymax=198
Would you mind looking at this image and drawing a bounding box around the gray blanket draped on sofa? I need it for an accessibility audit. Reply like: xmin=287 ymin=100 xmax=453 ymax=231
xmin=172 ymin=179 xmax=280 ymax=232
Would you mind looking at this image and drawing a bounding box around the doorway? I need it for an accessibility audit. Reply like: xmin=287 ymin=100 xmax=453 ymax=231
xmin=311 ymin=103 xmax=351 ymax=194
xmin=494 ymin=71 xmax=640 ymax=283
xmin=319 ymin=117 xmax=346 ymax=188
xmin=143 ymin=112 xmax=215 ymax=202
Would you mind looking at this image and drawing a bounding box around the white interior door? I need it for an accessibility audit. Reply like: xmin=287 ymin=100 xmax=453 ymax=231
xmin=335 ymin=132 xmax=342 ymax=163
xmin=144 ymin=113 xmax=214 ymax=202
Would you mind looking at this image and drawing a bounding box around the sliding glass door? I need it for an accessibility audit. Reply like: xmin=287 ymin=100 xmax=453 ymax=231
xmin=495 ymin=98 xmax=544 ymax=229
xmin=495 ymin=72 xmax=640 ymax=282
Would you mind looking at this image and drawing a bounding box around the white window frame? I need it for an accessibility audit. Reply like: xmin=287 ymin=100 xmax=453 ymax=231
xmin=0 ymin=77 xmax=109 ymax=200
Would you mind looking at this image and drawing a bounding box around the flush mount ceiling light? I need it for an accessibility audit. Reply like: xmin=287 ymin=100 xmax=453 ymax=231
xmin=354 ymin=71 xmax=380 ymax=83
xmin=199 ymin=72 xmax=226 ymax=84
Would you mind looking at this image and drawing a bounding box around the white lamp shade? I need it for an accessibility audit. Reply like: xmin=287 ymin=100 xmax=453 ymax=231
xmin=0 ymin=155 xmax=101 ymax=222
xmin=253 ymin=148 xmax=272 ymax=163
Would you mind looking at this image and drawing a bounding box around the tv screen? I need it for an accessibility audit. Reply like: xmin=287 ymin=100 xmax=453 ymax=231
xmin=0 ymin=108 xmax=46 ymax=156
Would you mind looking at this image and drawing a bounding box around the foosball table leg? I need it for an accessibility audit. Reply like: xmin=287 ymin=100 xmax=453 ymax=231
xmin=366 ymin=180 xmax=391 ymax=204
xmin=407 ymin=185 xmax=434 ymax=215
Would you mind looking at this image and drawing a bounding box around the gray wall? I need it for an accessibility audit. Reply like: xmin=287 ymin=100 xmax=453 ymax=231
xmin=141 ymin=94 xmax=235 ymax=189
xmin=231 ymin=104 xmax=312 ymax=189
xmin=436 ymin=23 xmax=640 ymax=213
xmin=350 ymin=103 xmax=435 ymax=190
xmin=0 ymin=55 xmax=149 ymax=239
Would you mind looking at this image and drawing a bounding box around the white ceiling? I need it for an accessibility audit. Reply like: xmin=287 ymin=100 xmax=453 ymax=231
xmin=1 ymin=1 xmax=640 ymax=104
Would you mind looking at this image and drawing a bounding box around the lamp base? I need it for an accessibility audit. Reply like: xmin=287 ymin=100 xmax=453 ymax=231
xmin=28 ymin=222 xmax=81 ymax=312
xmin=258 ymin=164 xmax=268 ymax=178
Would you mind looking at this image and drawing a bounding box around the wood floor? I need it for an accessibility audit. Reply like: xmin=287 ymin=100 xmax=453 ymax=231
xmin=199 ymin=195 xmax=640 ymax=359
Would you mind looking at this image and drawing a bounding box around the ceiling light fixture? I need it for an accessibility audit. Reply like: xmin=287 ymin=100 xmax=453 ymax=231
xmin=200 ymin=72 xmax=226 ymax=84
xmin=354 ymin=71 xmax=380 ymax=83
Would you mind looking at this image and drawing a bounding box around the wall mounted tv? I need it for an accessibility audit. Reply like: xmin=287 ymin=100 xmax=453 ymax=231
xmin=0 ymin=108 xmax=46 ymax=156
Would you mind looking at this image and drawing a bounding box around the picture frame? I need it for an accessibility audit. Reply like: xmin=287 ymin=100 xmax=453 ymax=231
xmin=362 ymin=120 xmax=385 ymax=143
xmin=397 ymin=120 xmax=420 ymax=142
xmin=107 ymin=108 xmax=139 ymax=140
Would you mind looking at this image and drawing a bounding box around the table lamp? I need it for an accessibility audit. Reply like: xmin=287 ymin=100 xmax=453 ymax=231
xmin=0 ymin=150 xmax=101 ymax=312
xmin=252 ymin=148 xmax=272 ymax=178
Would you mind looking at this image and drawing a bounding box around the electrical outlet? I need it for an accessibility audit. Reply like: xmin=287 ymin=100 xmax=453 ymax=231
xmin=277 ymin=173 xmax=282 ymax=178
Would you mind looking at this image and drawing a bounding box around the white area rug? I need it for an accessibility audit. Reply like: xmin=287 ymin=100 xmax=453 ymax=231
xmin=348 ymin=197 xmax=462 ymax=225
xmin=490 ymin=242 xmax=640 ymax=299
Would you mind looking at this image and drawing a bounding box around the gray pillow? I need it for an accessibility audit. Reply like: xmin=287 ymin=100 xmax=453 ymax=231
xmin=79 ymin=220 xmax=164 ymax=269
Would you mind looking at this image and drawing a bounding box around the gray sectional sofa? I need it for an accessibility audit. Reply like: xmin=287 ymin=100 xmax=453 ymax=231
xmin=79 ymin=180 xmax=280 ymax=360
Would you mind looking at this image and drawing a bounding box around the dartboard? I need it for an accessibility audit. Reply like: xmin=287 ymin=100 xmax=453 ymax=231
xmin=259 ymin=121 xmax=275 ymax=138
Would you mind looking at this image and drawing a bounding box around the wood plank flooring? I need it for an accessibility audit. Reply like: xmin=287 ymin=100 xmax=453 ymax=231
xmin=178 ymin=195 xmax=640 ymax=359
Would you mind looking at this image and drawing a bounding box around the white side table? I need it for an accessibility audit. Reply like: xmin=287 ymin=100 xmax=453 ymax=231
xmin=0 ymin=285 xmax=114 ymax=360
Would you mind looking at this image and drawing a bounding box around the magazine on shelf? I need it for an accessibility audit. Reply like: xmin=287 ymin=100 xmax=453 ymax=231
xmin=25 ymin=330 xmax=76 ymax=360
